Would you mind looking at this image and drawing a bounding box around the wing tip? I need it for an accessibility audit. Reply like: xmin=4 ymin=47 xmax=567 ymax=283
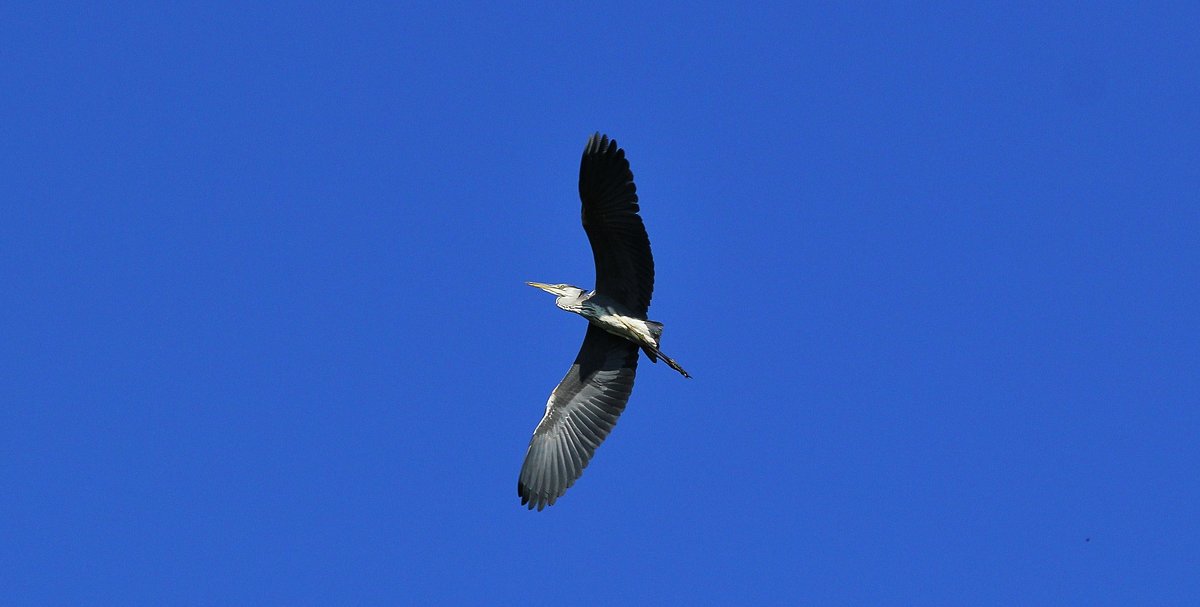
xmin=585 ymin=132 xmax=619 ymax=156
xmin=518 ymin=480 xmax=553 ymax=511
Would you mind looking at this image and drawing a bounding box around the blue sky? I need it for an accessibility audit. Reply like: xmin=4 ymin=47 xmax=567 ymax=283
xmin=2 ymin=3 xmax=1198 ymax=605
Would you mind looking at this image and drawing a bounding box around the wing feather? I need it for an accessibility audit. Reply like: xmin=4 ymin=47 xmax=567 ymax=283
xmin=518 ymin=326 xmax=640 ymax=510
xmin=579 ymin=133 xmax=654 ymax=315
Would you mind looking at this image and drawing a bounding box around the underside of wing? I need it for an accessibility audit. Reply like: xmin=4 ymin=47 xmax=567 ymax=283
xmin=518 ymin=326 xmax=640 ymax=510
xmin=579 ymin=133 xmax=654 ymax=315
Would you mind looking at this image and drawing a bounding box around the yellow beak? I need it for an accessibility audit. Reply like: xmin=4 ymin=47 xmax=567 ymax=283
xmin=526 ymin=282 xmax=558 ymax=295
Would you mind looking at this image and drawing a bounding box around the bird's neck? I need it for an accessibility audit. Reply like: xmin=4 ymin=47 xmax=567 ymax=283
xmin=556 ymin=292 xmax=594 ymax=315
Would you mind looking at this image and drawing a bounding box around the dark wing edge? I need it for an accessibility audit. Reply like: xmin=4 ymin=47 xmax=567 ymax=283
xmin=518 ymin=326 xmax=640 ymax=510
xmin=579 ymin=133 xmax=655 ymax=315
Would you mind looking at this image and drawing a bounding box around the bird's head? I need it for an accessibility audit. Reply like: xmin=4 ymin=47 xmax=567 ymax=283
xmin=526 ymin=282 xmax=588 ymax=301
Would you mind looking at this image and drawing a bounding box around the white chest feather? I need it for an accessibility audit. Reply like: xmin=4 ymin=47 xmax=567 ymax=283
xmin=590 ymin=312 xmax=655 ymax=345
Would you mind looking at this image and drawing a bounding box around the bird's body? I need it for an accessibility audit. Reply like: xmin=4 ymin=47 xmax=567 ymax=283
xmin=518 ymin=134 xmax=689 ymax=511
xmin=582 ymin=296 xmax=659 ymax=350
xmin=529 ymin=283 xmax=691 ymax=378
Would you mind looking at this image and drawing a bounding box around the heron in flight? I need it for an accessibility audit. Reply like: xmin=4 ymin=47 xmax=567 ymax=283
xmin=519 ymin=133 xmax=690 ymax=511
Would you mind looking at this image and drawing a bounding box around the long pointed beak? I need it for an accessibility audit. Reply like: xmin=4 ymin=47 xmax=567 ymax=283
xmin=526 ymin=282 xmax=557 ymax=294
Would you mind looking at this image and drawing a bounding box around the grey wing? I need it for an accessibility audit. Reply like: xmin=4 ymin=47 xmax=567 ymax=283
xmin=518 ymin=325 xmax=641 ymax=510
xmin=579 ymin=133 xmax=655 ymax=316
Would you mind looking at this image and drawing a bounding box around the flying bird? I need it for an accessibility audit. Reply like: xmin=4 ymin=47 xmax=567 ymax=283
xmin=519 ymin=133 xmax=690 ymax=511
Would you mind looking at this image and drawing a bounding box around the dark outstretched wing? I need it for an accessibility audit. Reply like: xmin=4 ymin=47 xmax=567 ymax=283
xmin=518 ymin=325 xmax=640 ymax=510
xmin=579 ymin=133 xmax=654 ymax=316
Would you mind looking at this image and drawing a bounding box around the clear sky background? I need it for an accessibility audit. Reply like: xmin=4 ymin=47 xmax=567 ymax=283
xmin=2 ymin=3 xmax=1198 ymax=605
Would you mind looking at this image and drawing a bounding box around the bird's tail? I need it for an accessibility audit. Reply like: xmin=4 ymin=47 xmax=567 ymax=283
xmin=640 ymin=321 xmax=690 ymax=378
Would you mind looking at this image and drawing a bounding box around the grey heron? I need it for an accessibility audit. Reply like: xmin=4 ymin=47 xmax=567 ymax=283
xmin=519 ymin=133 xmax=690 ymax=511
